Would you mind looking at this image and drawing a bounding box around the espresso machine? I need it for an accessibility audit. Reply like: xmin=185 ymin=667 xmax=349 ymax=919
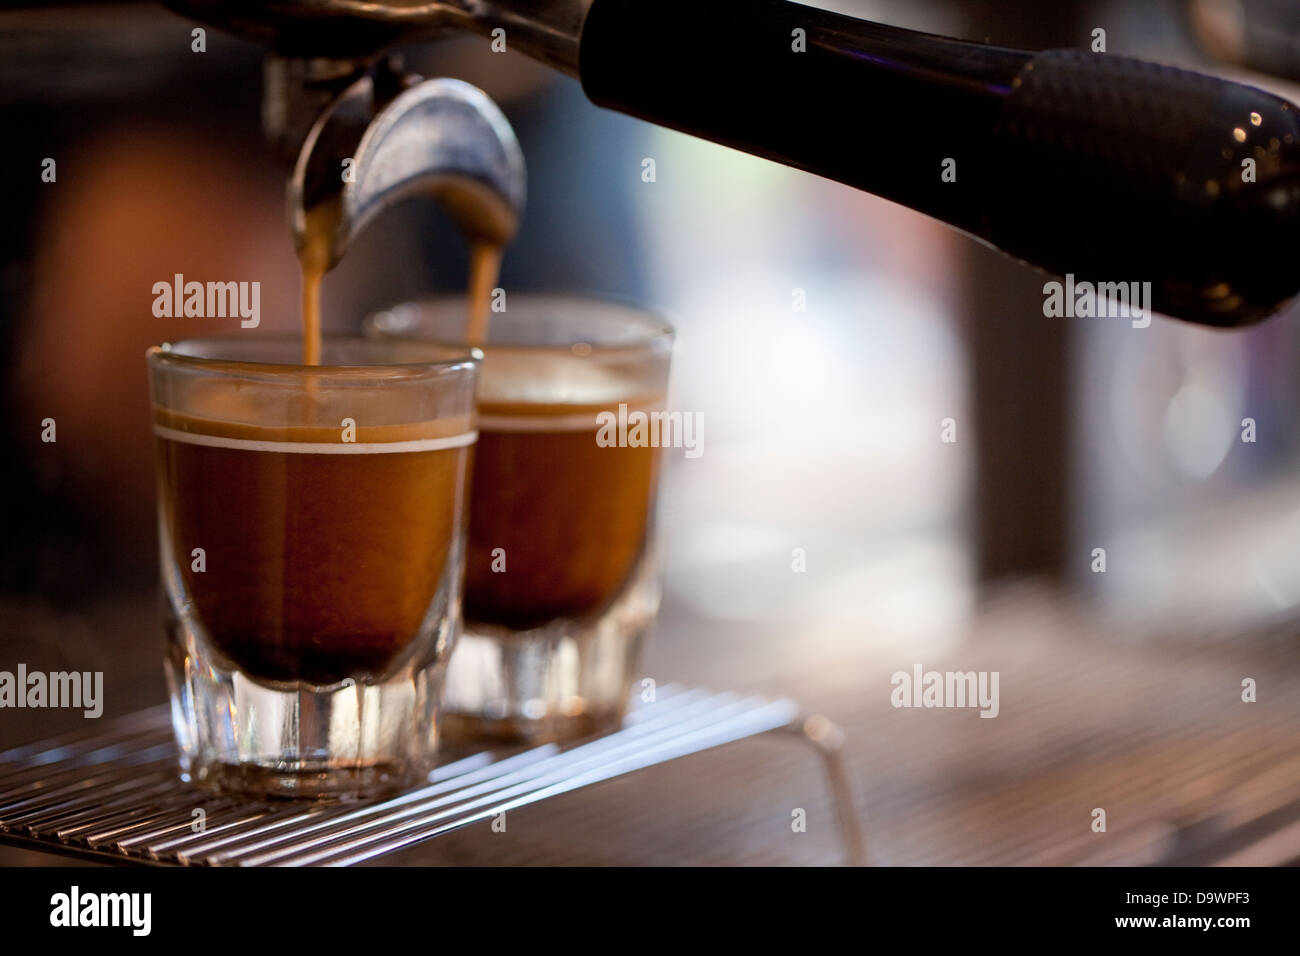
xmin=167 ymin=0 xmax=1300 ymax=328
xmin=7 ymin=1 xmax=1300 ymax=874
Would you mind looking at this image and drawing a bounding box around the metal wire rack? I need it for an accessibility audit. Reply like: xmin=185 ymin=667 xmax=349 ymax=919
xmin=0 ymin=684 xmax=865 ymax=866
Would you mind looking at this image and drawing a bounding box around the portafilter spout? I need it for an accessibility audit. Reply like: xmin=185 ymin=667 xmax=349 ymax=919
xmin=290 ymin=63 xmax=526 ymax=268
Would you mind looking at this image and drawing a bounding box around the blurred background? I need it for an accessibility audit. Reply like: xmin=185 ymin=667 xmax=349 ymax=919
xmin=3 ymin=0 xmax=1300 ymax=865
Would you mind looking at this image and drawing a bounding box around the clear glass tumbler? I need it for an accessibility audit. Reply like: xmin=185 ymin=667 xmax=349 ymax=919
xmin=368 ymin=296 xmax=674 ymax=742
xmin=147 ymin=337 xmax=478 ymax=798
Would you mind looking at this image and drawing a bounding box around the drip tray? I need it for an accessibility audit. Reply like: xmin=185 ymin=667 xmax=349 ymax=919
xmin=0 ymin=686 xmax=861 ymax=866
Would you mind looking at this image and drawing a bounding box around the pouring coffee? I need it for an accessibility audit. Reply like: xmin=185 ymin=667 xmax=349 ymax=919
xmin=289 ymin=66 xmax=525 ymax=361
xmin=144 ymin=51 xmax=526 ymax=792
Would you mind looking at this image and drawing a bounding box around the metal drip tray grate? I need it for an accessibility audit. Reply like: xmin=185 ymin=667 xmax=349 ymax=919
xmin=0 ymin=686 xmax=859 ymax=866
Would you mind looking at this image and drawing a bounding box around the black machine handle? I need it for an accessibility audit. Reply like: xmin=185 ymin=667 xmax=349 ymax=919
xmin=579 ymin=0 xmax=1300 ymax=327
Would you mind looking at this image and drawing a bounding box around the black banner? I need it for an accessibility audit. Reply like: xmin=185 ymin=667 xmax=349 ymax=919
xmin=0 ymin=865 xmax=1281 ymax=942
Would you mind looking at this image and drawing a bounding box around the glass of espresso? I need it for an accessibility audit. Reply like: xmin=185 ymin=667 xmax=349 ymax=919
xmin=368 ymin=296 xmax=674 ymax=742
xmin=147 ymin=336 xmax=478 ymax=798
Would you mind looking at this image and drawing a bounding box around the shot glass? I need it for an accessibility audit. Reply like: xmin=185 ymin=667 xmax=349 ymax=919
xmin=368 ymin=295 xmax=674 ymax=742
xmin=147 ymin=337 xmax=478 ymax=798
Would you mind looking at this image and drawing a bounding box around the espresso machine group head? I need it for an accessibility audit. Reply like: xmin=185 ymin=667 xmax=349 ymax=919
xmin=286 ymin=58 xmax=525 ymax=268
xmin=167 ymin=0 xmax=1300 ymax=327
xmin=169 ymin=3 xmax=536 ymax=268
xmin=165 ymin=2 xmax=590 ymax=265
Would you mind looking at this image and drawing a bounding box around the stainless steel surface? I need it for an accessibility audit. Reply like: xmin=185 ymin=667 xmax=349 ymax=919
xmin=783 ymin=714 xmax=867 ymax=867
xmin=0 ymin=686 xmax=860 ymax=866
xmin=291 ymin=70 xmax=526 ymax=264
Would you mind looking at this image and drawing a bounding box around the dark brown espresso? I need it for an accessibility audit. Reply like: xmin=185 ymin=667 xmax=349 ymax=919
xmin=156 ymin=411 xmax=471 ymax=684
xmin=464 ymin=398 xmax=660 ymax=631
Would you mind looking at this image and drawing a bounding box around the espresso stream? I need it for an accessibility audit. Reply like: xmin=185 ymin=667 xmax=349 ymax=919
xmin=298 ymin=206 xmax=334 ymax=366
xmin=298 ymin=238 xmax=496 ymax=367
xmin=297 ymin=184 xmax=507 ymax=366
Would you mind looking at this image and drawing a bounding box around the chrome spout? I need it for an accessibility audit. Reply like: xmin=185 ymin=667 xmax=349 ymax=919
xmin=289 ymin=69 xmax=526 ymax=267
